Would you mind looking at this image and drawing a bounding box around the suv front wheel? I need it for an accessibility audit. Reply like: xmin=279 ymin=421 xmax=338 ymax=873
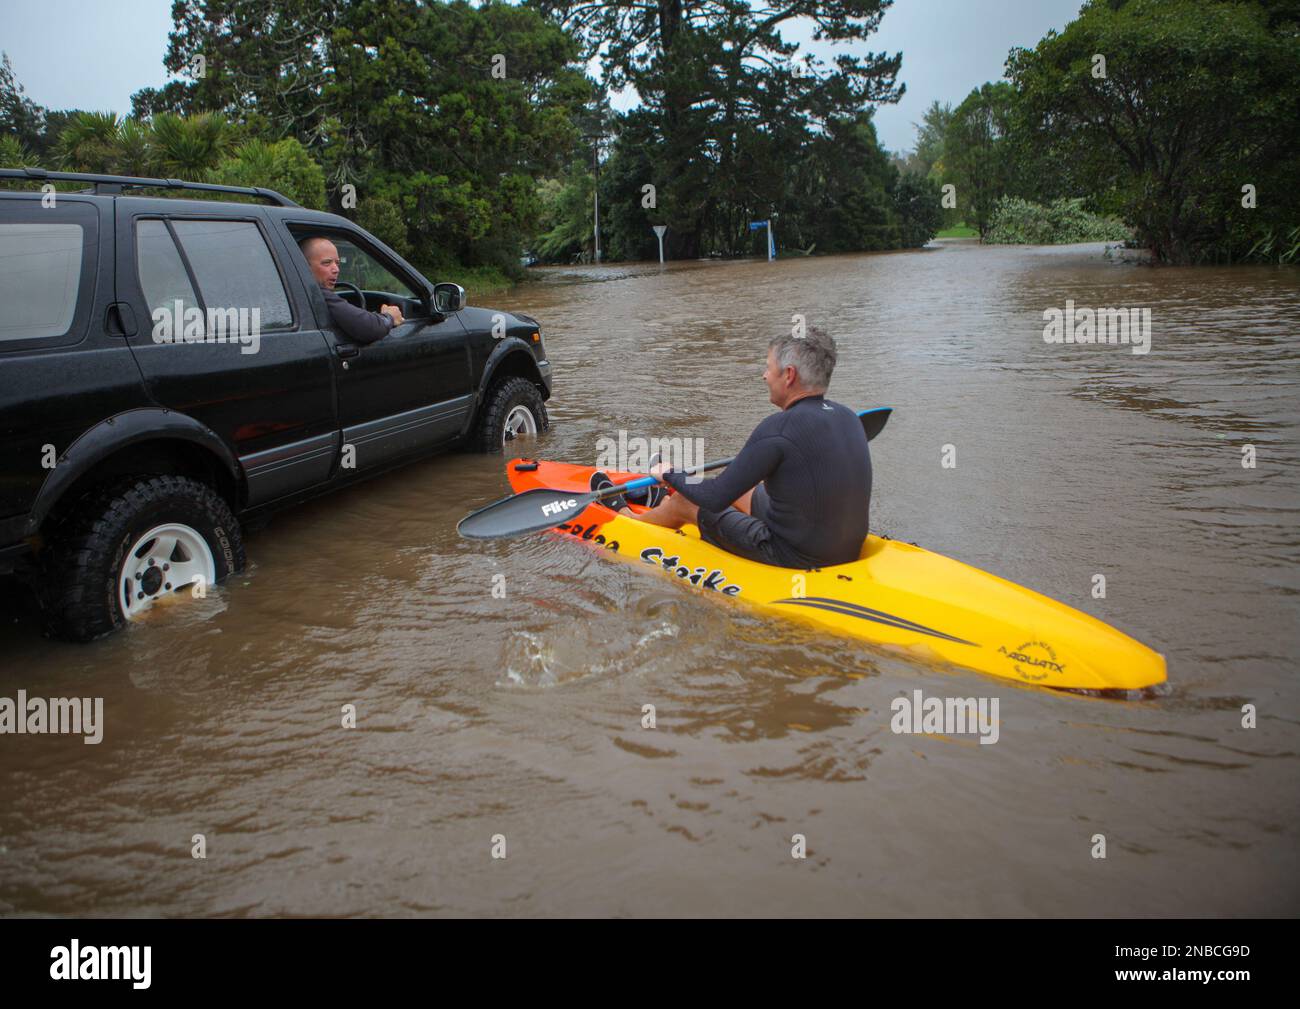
xmin=40 ymin=475 xmax=245 ymax=642
xmin=470 ymin=376 xmax=549 ymax=453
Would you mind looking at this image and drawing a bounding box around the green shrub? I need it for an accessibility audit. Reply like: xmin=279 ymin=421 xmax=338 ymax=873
xmin=211 ymin=138 xmax=326 ymax=210
xmin=0 ymin=134 xmax=34 ymax=168
xmin=416 ymin=262 xmax=514 ymax=300
xmin=984 ymin=196 xmax=1130 ymax=245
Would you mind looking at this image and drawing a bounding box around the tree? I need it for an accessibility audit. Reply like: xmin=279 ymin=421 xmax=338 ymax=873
xmin=943 ymin=82 xmax=1014 ymax=238
xmin=41 ymin=107 xmax=235 ymax=182
xmin=0 ymin=53 xmax=44 ymax=154
xmin=130 ymin=0 xmax=336 ymax=138
xmin=597 ymin=110 xmax=664 ymax=261
xmin=212 ymin=137 xmax=327 ymax=208
xmin=137 ymin=0 xmax=592 ymax=271
xmin=803 ymin=113 xmax=898 ymax=252
xmin=148 ymin=112 xmax=233 ymax=177
xmin=1007 ymin=0 xmax=1300 ymax=262
xmin=533 ymin=164 xmax=596 ymax=262
xmin=534 ymin=1 xmax=905 ymax=256
xmin=892 ymin=172 xmax=944 ymax=247
xmin=0 ymin=134 xmax=36 ymax=170
xmin=55 ymin=112 xmax=127 ymax=174
xmin=912 ymin=99 xmax=951 ymax=178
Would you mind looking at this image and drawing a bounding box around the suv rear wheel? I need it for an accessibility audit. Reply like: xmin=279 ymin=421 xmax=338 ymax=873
xmin=39 ymin=475 xmax=245 ymax=642
xmin=470 ymin=376 xmax=549 ymax=453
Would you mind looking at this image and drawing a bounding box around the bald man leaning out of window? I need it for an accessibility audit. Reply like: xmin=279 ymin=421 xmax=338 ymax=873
xmin=299 ymin=236 xmax=405 ymax=344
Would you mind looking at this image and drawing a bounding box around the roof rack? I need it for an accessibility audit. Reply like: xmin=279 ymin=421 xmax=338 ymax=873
xmin=0 ymin=167 xmax=301 ymax=208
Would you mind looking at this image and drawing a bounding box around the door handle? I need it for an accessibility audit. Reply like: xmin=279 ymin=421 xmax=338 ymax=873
xmin=105 ymin=302 xmax=137 ymax=338
xmin=334 ymin=344 xmax=359 ymax=359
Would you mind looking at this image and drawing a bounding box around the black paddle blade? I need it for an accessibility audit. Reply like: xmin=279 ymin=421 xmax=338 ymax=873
xmin=859 ymin=407 xmax=892 ymax=441
xmin=457 ymin=486 xmax=597 ymax=540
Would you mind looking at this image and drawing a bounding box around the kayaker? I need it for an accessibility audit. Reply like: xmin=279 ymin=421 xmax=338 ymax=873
xmin=593 ymin=327 xmax=871 ymax=569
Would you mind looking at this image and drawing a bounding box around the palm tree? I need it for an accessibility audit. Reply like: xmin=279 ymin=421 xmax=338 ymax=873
xmin=56 ymin=111 xmax=122 ymax=173
xmin=115 ymin=118 xmax=154 ymax=176
xmin=0 ymin=134 xmax=35 ymax=169
xmin=149 ymin=112 xmax=231 ymax=179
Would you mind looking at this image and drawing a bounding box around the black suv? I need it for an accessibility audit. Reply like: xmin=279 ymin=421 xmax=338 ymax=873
xmin=0 ymin=168 xmax=552 ymax=641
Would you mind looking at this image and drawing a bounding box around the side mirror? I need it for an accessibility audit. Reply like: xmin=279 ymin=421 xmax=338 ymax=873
xmin=432 ymin=282 xmax=466 ymax=314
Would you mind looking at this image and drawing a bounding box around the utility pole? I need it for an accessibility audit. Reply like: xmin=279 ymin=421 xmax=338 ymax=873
xmin=582 ymin=102 xmax=610 ymax=265
xmin=592 ymin=124 xmax=602 ymax=264
xmin=594 ymin=177 xmax=601 ymax=264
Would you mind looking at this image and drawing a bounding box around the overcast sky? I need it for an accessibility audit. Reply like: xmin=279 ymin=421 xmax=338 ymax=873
xmin=1 ymin=0 xmax=1085 ymax=154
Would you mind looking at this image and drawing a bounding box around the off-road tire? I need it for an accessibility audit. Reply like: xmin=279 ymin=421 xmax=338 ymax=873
xmin=469 ymin=377 xmax=549 ymax=453
xmin=38 ymin=475 xmax=245 ymax=642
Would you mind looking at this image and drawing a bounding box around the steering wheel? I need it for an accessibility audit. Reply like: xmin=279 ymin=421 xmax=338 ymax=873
xmin=333 ymin=281 xmax=364 ymax=307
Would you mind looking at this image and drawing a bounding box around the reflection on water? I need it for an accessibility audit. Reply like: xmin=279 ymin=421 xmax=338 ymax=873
xmin=2 ymin=241 xmax=1297 ymax=916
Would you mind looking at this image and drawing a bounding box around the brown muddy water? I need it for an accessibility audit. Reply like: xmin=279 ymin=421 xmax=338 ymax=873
xmin=2 ymin=240 xmax=1297 ymax=917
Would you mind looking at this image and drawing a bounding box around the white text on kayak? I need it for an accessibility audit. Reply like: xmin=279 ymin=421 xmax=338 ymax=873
xmin=890 ymin=689 xmax=1000 ymax=745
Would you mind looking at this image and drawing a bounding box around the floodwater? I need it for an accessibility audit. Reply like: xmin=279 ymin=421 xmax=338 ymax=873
xmin=2 ymin=240 xmax=1297 ymax=917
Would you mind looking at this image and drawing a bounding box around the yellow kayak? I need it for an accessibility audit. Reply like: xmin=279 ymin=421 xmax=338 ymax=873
xmin=506 ymin=459 xmax=1168 ymax=691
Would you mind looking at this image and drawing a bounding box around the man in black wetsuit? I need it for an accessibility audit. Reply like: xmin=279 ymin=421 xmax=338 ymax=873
xmin=625 ymin=327 xmax=871 ymax=569
xmin=300 ymin=236 xmax=404 ymax=343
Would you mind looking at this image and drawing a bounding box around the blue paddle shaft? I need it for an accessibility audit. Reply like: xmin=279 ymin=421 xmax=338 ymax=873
xmin=591 ymin=460 xmax=734 ymax=501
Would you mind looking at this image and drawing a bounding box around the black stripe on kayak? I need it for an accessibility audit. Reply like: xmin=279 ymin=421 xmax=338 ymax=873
xmin=772 ymin=597 xmax=978 ymax=646
xmin=803 ymin=597 xmax=973 ymax=640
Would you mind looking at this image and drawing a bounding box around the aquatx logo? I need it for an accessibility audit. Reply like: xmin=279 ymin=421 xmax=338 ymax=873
xmin=151 ymin=300 xmax=261 ymax=354
xmin=0 ymin=690 xmax=103 ymax=744
xmin=50 ymin=940 xmax=151 ymax=989
xmin=890 ymin=688 xmax=1000 ymax=745
xmin=595 ymin=432 xmax=706 ymax=483
xmin=1042 ymin=299 xmax=1151 ymax=355
xmin=998 ymin=640 xmax=1064 ymax=681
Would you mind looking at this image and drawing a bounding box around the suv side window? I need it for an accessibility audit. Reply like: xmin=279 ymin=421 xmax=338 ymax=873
xmin=171 ymin=220 xmax=293 ymax=329
xmin=0 ymin=220 xmax=87 ymax=343
xmin=136 ymin=219 xmax=200 ymax=321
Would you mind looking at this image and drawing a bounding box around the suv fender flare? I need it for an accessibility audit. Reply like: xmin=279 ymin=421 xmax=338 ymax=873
xmin=26 ymin=408 xmax=243 ymax=536
xmin=476 ymin=339 xmax=545 ymax=403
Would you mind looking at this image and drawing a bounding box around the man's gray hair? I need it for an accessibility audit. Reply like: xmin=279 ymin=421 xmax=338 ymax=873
xmin=769 ymin=326 xmax=837 ymax=390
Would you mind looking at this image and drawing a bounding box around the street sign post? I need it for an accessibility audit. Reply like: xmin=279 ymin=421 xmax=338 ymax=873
xmin=652 ymin=225 xmax=668 ymax=264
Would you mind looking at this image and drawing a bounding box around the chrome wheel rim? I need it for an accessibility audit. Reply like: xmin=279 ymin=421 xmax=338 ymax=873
xmin=503 ymin=405 xmax=538 ymax=446
xmin=118 ymin=523 xmax=216 ymax=621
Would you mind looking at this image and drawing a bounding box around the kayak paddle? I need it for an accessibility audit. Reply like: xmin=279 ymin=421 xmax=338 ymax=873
xmin=857 ymin=406 xmax=890 ymax=440
xmin=458 ymin=457 xmax=734 ymax=539
xmin=457 ymin=405 xmax=892 ymax=540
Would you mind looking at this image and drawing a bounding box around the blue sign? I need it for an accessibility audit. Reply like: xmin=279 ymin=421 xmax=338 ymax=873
xmin=748 ymin=221 xmax=764 ymax=230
